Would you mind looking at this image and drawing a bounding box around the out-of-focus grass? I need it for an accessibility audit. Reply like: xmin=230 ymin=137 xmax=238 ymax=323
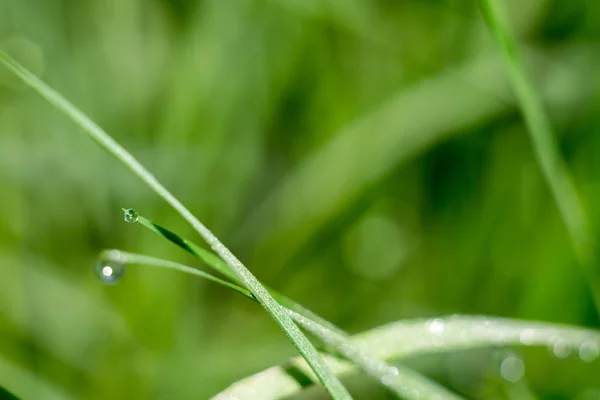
xmin=1 ymin=0 xmax=600 ymax=399
xmin=480 ymin=0 xmax=598 ymax=310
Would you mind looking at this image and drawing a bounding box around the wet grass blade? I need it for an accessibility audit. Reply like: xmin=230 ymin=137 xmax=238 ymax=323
xmin=478 ymin=0 xmax=600 ymax=309
xmin=134 ymin=213 xmax=347 ymax=336
xmin=0 ymin=50 xmax=351 ymax=400
xmin=104 ymin=249 xmax=462 ymax=400
xmin=216 ymin=315 xmax=600 ymax=400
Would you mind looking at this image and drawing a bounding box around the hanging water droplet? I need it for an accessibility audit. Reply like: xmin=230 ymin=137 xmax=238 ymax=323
xmin=552 ymin=339 xmax=572 ymax=359
xmin=579 ymin=341 xmax=599 ymax=363
xmin=123 ymin=208 xmax=139 ymax=223
xmin=94 ymin=251 xmax=126 ymax=284
xmin=500 ymin=356 xmax=524 ymax=383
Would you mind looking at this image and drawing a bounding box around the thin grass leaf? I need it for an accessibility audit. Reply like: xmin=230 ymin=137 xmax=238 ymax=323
xmin=0 ymin=386 xmax=20 ymax=400
xmin=103 ymin=249 xmax=462 ymax=400
xmin=130 ymin=213 xmax=465 ymax=398
xmin=134 ymin=213 xmax=347 ymax=337
xmin=478 ymin=0 xmax=600 ymax=307
xmin=0 ymin=50 xmax=351 ymax=400
xmin=215 ymin=315 xmax=600 ymax=400
xmin=99 ymin=249 xmax=255 ymax=300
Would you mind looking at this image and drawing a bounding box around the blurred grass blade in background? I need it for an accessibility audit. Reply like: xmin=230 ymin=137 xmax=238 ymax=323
xmin=478 ymin=0 xmax=600 ymax=309
xmin=238 ymin=44 xmax=597 ymax=279
xmin=0 ymin=49 xmax=352 ymax=400
xmin=0 ymin=357 xmax=70 ymax=400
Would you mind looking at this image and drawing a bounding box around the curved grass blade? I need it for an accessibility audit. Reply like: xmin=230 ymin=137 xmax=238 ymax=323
xmin=0 ymin=50 xmax=351 ymax=400
xmin=216 ymin=315 xmax=600 ymax=400
xmin=100 ymin=250 xmax=255 ymax=299
xmin=287 ymin=310 xmax=462 ymax=400
xmin=105 ymin=249 xmax=462 ymax=400
xmin=478 ymin=0 xmax=600 ymax=309
xmin=0 ymin=356 xmax=71 ymax=400
xmin=130 ymin=216 xmax=462 ymax=398
xmin=0 ymin=386 xmax=20 ymax=400
xmin=133 ymin=213 xmax=347 ymax=337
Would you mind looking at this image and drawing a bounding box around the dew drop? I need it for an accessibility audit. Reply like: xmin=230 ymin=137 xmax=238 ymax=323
xmin=500 ymin=356 xmax=524 ymax=383
xmin=123 ymin=208 xmax=139 ymax=223
xmin=428 ymin=318 xmax=446 ymax=346
xmin=94 ymin=252 xmax=125 ymax=284
xmin=579 ymin=341 xmax=599 ymax=363
xmin=428 ymin=318 xmax=446 ymax=335
xmin=519 ymin=328 xmax=536 ymax=345
xmin=552 ymin=339 xmax=572 ymax=359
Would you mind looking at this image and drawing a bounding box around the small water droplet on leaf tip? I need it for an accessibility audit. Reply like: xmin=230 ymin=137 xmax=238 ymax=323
xmin=123 ymin=208 xmax=139 ymax=223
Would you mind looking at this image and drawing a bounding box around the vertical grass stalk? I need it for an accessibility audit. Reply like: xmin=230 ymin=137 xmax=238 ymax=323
xmin=479 ymin=0 xmax=600 ymax=310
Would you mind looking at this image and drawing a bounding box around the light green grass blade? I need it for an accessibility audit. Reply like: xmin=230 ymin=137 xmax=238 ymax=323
xmin=0 ymin=50 xmax=351 ymax=400
xmin=478 ymin=0 xmax=599 ymax=307
xmin=215 ymin=315 xmax=600 ymax=400
xmin=287 ymin=311 xmax=462 ymax=400
xmin=103 ymin=249 xmax=462 ymax=400
xmin=100 ymin=250 xmax=256 ymax=300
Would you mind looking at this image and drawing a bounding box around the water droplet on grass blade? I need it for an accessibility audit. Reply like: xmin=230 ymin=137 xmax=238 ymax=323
xmin=500 ymin=356 xmax=524 ymax=383
xmin=123 ymin=208 xmax=139 ymax=223
xmin=552 ymin=339 xmax=572 ymax=358
xmin=94 ymin=251 xmax=126 ymax=284
xmin=579 ymin=341 xmax=599 ymax=363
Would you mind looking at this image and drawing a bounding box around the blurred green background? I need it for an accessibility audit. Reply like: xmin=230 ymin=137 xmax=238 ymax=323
xmin=1 ymin=0 xmax=600 ymax=398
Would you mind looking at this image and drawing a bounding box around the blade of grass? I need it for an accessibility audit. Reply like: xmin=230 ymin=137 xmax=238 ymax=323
xmin=0 ymin=356 xmax=71 ymax=400
xmin=216 ymin=315 xmax=600 ymax=400
xmin=478 ymin=0 xmax=600 ymax=309
xmin=134 ymin=213 xmax=347 ymax=337
xmin=0 ymin=50 xmax=351 ymax=400
xmin=132 ymin=212 xmax=466 ymax=398
xmin=287 ymin=310 xmax=462 ymax=400
xmin=100 ymin=250 xmax=256 ymax=300
xmin=105 ymin=249 xmax=462 ymax=400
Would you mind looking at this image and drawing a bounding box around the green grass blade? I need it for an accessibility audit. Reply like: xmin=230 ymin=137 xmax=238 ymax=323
xmin=100 ymin=249 xmax=255 ymax=300
xmin=216 ymin=315 xmax=600 ymax=400
xmin=478 ymin=1 xmax=599 ymax=305
xmin=288 ymin=311 xmax=462 ymax=400
xmin=0 ymin=386 xmax=20 ymax=400
xmin=0 ymin=50 xmax=351 ymax=400
xmin=105 ymin=249 xmax=462 ymax=399
xmin=0 ymin=356 xmax=70 ymax=400
xmin=135 ymin=213 xmax=347 ymax=337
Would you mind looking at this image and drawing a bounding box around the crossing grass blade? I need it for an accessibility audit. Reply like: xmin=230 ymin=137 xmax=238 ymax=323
xmin=133 ymin=212 xmax=347 ymax=336
xmin=0 ymin=49 xmax=351 ymax=400
xmin=216 ymin=315 xmax=600 ymax=400
xmin=104 ymin=249 xmax=463 ymax=400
